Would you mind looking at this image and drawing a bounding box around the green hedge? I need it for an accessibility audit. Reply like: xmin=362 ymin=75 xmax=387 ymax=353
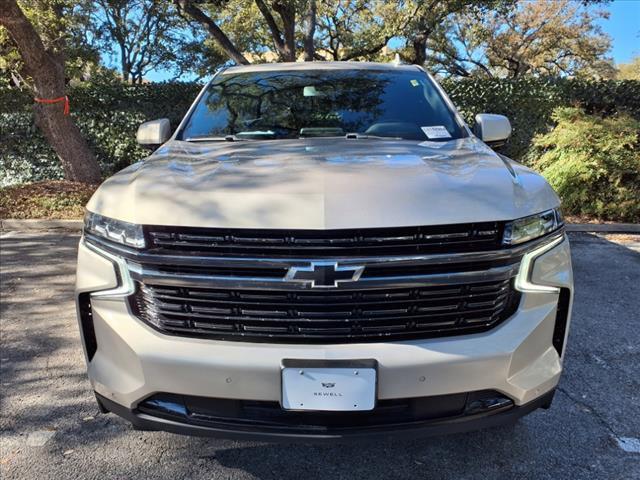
xmin=442 ymin=77 xmax=640 ymax=161
xmin=0 ymin=81 xmax=200 ymax=186
xmin=1 ymin=77 xmax=639 ymax=187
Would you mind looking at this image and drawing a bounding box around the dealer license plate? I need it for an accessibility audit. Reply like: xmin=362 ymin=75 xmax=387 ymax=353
xmin=281 ymin=360 xmax=376 ymax=412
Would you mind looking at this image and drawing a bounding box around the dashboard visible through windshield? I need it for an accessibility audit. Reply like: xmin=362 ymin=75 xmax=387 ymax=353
xmin=179 ymin=69 xmax=467 ymax=142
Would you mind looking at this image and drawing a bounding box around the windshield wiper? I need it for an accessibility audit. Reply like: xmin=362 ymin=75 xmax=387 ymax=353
xmin=345 ymin=133 xmax=403 ymax=140
xmin=184 ymin=135 xmax=244 ymax=142
xmin=235 ymin=125 xmax=297 ymax=139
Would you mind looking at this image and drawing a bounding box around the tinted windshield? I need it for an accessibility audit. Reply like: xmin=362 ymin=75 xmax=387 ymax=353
xmin=180 ymin=69 xmax=466 ymax=141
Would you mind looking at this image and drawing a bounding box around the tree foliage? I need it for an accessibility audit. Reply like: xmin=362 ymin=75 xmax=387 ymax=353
xmin=427 ymin=0 xmax=615 ymax=78
xmin=617 ymin=56 xmax=640 ymax=81
xmin=175 ymin=1 xmax=491 ymax=64
xmin=529 ymin=107 xmax=640 ymax=222
xmin=173 ymin=0 xmax=318 ymax=63
xmin=0 ymin=0 xmax=101 ymax=88
xmin=315 ymin=0 xmax=416 ymax=61
xmin=170 ymin=0 xmax=616 ymax=81
xmin=93 ymin=0 xmax=214 ymax=83
xmin=1 ymin=0 xmax=622 ymax=83
xmin=397 ymin=0 xmax=513 ymax=67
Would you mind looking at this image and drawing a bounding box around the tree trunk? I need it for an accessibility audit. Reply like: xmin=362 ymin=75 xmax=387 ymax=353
xmin=1 ymin=0 xmax=102 ymax=184
xmin=256 ymin=0 xmax=296 ymax=62
xmin=303 ymin=0 xmax=316 ymax=61
xmin=275 ymin=2 xmax=296 ymax=62
xmin=411 ymin=32 xmax=429 ymax=66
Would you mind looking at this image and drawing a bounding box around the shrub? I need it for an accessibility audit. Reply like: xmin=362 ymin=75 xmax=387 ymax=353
xmin=528 ymin=107 xmax=640 ymax=222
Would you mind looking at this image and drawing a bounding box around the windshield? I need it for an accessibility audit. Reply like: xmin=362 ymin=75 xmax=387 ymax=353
xmin=179 ymin=69 xmax=467 ymax=142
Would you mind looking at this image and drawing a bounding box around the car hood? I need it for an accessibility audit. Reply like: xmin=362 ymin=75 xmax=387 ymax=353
xmin=87 ymin=137 xmax=559 ymax=229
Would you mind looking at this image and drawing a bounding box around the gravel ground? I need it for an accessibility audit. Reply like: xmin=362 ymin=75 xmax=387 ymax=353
xmin=1 ymin=231 xmax=639 ymax=480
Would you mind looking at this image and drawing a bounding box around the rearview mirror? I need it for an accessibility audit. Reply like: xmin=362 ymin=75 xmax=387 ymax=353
xmin=473 ymin=114 xmax=511 ymax=148
xmin=136 ymin=118 xmax=171 ymax=147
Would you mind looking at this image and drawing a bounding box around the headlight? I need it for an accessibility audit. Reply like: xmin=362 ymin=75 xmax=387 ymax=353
xmin=503 ymin=208 xmax=563 ymax=246
xmin=84 ymin=211 xmax=145 ymax=248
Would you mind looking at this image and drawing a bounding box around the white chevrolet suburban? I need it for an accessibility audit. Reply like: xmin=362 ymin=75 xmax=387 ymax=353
xmin=76 ymin=62 xmax=573 ymax=441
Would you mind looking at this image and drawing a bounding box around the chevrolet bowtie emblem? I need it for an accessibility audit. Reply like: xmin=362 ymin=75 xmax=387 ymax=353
xmin=285 ymin=262 xmax=365 ymax=288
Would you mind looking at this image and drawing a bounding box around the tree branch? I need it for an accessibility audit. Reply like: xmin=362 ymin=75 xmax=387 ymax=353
xmin=174 ymin=0 xmax=249 ymax=65
xmin=254 ymin=0 xmax=287 ymax=58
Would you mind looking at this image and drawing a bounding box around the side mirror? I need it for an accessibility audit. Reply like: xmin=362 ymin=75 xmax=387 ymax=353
xmin=473 ymin=114 xmax=511 ymax=148
xmin=136 ymin=118 xmax=171 ymax=147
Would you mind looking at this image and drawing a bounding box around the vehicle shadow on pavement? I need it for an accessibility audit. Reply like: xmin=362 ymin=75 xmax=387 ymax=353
xmin=207 ymin=423 xmax=532 ymax=479
xmin=0 ymin=233 xmax=102 ymax=444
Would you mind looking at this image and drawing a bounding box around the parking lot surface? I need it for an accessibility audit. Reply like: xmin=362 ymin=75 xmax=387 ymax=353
xmin=1 ymin=231 xmax=639 ymax=479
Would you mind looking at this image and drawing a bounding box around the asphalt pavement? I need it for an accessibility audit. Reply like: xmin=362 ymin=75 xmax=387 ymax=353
xmin=1 ymin=231 xmax=639 ymax=480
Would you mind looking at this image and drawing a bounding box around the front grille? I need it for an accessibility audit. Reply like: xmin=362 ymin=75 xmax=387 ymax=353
xmin=145 ymin=222 xmax=504 ymax=258
xmin=84 ymin=222 xmax=544 ymax=344
xmin=131 ymin=278 xmax=520 ymax=343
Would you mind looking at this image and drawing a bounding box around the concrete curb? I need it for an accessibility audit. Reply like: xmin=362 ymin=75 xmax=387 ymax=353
xmin=1 ymin=219 xmax=83 ymax=231
xmin=566 ymin=223 xmax=640 ymax=233
xmin=1 ymin=219 xmax=639 ymax=233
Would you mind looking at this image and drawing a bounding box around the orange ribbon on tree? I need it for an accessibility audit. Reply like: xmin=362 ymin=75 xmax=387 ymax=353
xmin=34 ymin=95 xmax=70 ymax=115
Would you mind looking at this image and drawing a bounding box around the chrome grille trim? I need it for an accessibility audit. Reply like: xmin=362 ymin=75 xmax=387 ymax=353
xmin=128 ymin=263 xmax=519 ymax=290
xmin=84 ymin=231 xmax=563 ymax=270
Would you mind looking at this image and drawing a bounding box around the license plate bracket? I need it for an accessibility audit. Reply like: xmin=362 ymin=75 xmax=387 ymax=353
xmin=281 ymin=359 xmax=377 ymax=412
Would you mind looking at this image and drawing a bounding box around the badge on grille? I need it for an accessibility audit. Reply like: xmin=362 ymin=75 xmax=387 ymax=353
xmin=285 ymin=262 xmax=365 ymax=288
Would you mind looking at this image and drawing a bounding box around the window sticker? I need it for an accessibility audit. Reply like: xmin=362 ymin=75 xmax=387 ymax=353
xmin=421 ymin=126 xmax=451 ymax=139
xmin=410 ymin=79 xmax=420 ymax=87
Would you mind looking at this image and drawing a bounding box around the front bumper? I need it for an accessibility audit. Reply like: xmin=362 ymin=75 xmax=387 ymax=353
xmin=75 ymin=234 xmax=573 ymax=440
xmin=95 ymin=388 xmax=556 ymax=442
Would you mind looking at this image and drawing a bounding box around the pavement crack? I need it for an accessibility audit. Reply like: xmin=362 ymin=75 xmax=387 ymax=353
xmin=557 ymin=386 xmax=620 ymax=438
xmin=157 ymin=446 xmax=167 ymax=465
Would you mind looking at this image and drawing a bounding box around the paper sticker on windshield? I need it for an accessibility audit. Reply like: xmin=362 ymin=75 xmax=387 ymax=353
xmin=410 ymin=79 xmax=420 ymax=87
xmin=421 ymin=126 xmax=451 ymax=139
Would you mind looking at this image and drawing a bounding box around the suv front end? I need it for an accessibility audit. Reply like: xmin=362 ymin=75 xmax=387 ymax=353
xmin=77 ymin=210 xmax=572 ymax=441
xmin=75 ymin=62 xmax=573 ymax=441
